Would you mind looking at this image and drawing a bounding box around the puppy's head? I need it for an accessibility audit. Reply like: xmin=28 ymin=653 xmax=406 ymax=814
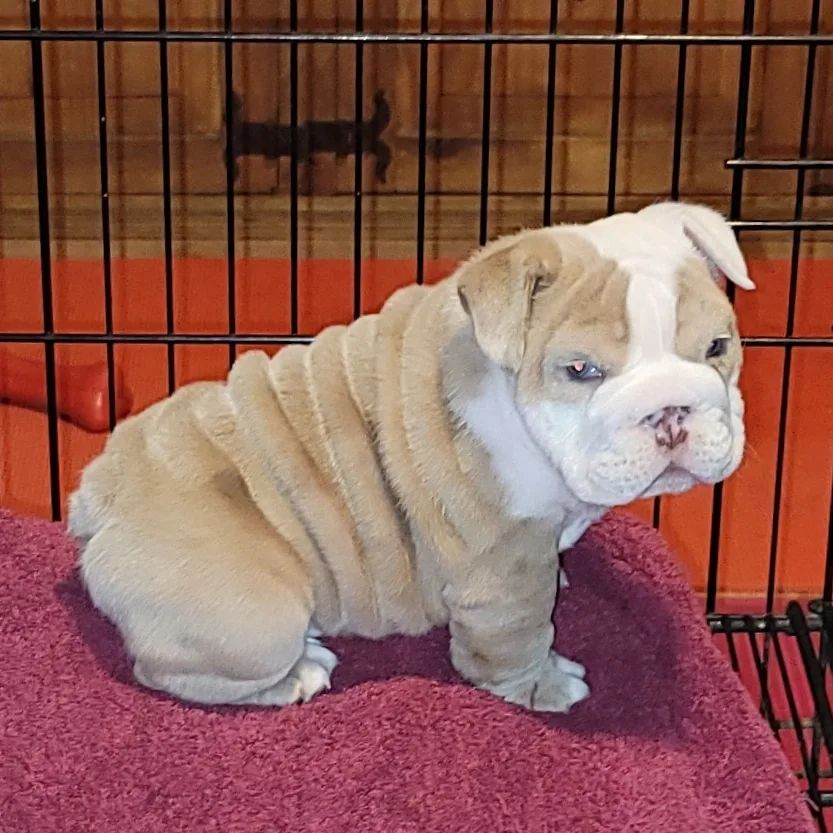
xmin=456 ymin=202 xmax=754 ymax=507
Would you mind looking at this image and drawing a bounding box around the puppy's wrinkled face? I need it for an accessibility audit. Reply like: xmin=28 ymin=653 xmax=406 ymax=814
xmin=458 ymin=203 xmax=753 ymax=508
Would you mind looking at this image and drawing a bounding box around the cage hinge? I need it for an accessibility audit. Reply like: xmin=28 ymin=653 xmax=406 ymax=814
xmin=227 ymin=89 xmax=392 ymax=184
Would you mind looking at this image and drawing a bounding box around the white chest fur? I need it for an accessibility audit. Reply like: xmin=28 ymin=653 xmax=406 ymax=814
xmin=459 ymin=364 xmax=601 ymax=548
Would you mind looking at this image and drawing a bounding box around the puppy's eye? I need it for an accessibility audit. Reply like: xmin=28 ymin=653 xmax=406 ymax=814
xmin=565 ymin=360 xmax=604 ymax=381
xmin=706 ymin=337 xmax=730 ymax=360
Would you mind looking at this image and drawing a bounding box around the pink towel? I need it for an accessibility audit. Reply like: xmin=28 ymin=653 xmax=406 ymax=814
xmin=0 ymin=508 xmax=814 ymax=832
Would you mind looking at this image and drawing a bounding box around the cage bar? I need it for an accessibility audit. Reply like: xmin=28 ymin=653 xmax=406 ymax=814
xmin=158 ymin=0 xmax=175 ymax=394
xmin=94 ymin=0 xmax=116 ymax=430
xmin=1 ymin=333 xmax=831 ymax=348
xmin=478 ymin=0 xmax=494 ymax=247
xmin=290 ymin=0 xmax=300 ymax=333
xmin=352 ymin=1 xmax=365 ymax=320
xmin=605 ymin=0 xmax=625 ymax=217
xmin=2 ymin=31 xmax=833 ymax=45
xmin=726 ymin=158 xmax=833 ymax=170
xmin=765 ymin=0 xmax=822 ymax=614
xmin=541 ymin=0 xmax=559 ymax=228
xmin=415 ymin=0 xmax=429 ymax=285
xmin=825 ymin=478 xmax=833 ymax=602
xmin=789 ymin=602 xmax=833 ymax=757
xmin=653 ymin=0 xmax=692 ymax=531
xmin=669 ymin=0 xmax=690 ymax=203
xmin=223 ymin=0 xmax=236 ymax=368
xmin=27 ymin=0 xmax=61 ymax=521
xmin=730 ymin=219 xmax=833 ymax=230
xmin=770 ymin=629 xmax=828 ymax=830
xmin=705 ymin=0 xmax=757 ymax=614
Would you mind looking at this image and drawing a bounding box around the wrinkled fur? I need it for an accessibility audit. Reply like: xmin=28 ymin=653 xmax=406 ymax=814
xmin=70 ymin=268 xmax=588 ymax=709
xmin=69 ymin=205 xmax=748 ymax=712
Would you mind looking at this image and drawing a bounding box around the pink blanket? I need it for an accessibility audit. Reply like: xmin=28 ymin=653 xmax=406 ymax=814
xmin=0 ymin=509 xmax=813 ymax=832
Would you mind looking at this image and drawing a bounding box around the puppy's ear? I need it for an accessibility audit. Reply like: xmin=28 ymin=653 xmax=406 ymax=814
xmin=456 ymin=230 xmax=561 ymax=372
xmin=639 ymin=201 xmax=755 ymax=291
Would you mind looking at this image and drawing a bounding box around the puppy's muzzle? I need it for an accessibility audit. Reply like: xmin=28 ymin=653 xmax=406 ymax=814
xmin=587 ymin=357 xmax=727 ymax=436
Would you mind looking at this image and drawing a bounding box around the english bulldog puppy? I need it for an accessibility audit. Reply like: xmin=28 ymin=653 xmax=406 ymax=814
xmin=69 ymin=202 xmax=753 ymax=712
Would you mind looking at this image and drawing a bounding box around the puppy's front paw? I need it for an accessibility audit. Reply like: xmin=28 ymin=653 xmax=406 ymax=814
xmin=496 ymin=651 xmax=589 ymax=714
xmin=552 ymin=652 xmax=585 ymax=680
xmin=531 ymin=654 xmax=589 ymax=712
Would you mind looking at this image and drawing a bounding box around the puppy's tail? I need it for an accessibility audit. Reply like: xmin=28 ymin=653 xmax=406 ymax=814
xmin=66 ymin=457 xmax=115 ymax=552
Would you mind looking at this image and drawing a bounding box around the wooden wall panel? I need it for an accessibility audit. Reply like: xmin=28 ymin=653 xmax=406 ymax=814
xmin=1 ymin=0 xmax=830 ymax=202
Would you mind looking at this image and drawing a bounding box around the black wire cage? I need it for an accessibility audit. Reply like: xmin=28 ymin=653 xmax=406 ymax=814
xmin=1 ymin=0 xmax=833 ymax=827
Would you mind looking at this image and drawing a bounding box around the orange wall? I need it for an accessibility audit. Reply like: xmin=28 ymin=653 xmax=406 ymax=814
xmin=1 ymin=256 xmax=831 ymax=597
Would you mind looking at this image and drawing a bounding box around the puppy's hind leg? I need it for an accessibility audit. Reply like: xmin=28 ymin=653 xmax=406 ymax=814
xmin=129 ymin=589 xmax=327 ymax=707
xmin=82 ymin=487 xmax=339 ymax=708
xmin=136 ymin=630 xmax=340 ymax=707
xmin=234 ymin=632 xmax=339 ymax=706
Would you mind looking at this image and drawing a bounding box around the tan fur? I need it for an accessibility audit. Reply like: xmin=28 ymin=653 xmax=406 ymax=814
xmin=519 ymin=234 xmax=631 ymax=406
xmin=69 ymin=218 xmax=742 ymax=712
xmin=675 ymin=256 xmax=741 ymax=378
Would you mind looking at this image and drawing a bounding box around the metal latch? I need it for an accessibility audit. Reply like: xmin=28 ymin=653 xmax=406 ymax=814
xmin=226 ymin=90 xmax=392 ymax=184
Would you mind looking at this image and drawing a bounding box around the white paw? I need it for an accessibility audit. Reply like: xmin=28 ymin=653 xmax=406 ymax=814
xmin=558 ymin=567 xmax=570 ymax=589
xmin=243 ymin=637 xmax=338 ymax=706
xmin=244 ymin=675 xmax=305 ymax=706
xmin=304 ymin=635 xmax=339 ymax=675
xmin=528 ymin=651 xmax=589 ymax=713
xmin=553 ymin=653 xmax=586 ymax=679
xmin=491 ymin=652 xmax=590 ymax=714
xmin=291 ymin=636 xmax=339 ymax=702
xmin=293 ymin=658 xmax=332 ymax=702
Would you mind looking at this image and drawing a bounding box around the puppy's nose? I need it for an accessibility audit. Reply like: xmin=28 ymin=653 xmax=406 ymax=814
xmin=642 ymin=406 xmax=690 ymax=450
